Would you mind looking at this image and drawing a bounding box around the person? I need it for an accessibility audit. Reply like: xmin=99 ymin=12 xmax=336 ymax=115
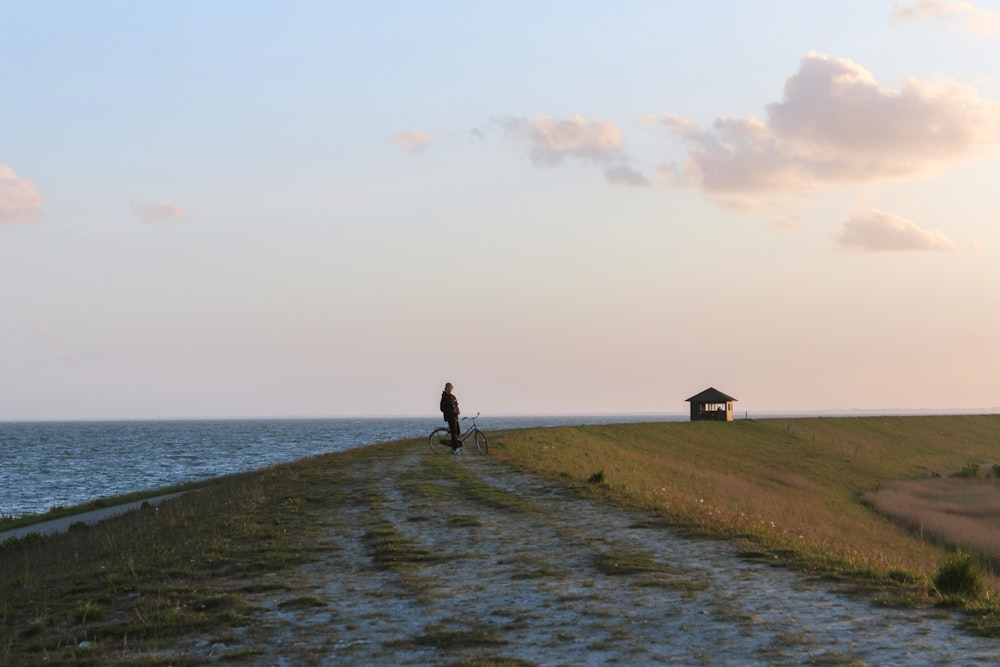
xmin=439 ymin=382 xmax=461 ymax=451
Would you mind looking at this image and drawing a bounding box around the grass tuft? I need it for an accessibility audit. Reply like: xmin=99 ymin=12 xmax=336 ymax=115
xmin=363 ymin=522 xmax=444 ymax=571
xmin=953 ymin=462 xmax=982 ymax=479
xmin=452 ymin=658 xmax=538 ymax=666
xmin=73 ymin=601 xmax=103 ymax=624
xmin=411 ymin=626 xmax=507 ymax=648
xmin=278 ymin=595 xmax=328 ymax=610
xmin=593 ymin=550 xmax=671 ymax=576
xmin=933 ymin=551 xmax=986 ymax=602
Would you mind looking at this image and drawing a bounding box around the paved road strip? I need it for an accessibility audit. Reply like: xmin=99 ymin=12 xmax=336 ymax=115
xmin=0 ymin=493 xmax=185 ymax=542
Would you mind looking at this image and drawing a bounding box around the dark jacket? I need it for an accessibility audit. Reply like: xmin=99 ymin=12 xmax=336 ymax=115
xmin=440 ymin=391 xmax=459 ymax=421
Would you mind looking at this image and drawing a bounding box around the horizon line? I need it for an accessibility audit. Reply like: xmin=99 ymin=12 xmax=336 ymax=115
xmin=1 ymin=407 xmax=999 ymax=425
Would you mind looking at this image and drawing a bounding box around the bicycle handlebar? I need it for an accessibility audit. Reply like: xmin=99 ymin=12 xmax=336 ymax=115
xmin=460 ymin=412 xmax=481 ymax=421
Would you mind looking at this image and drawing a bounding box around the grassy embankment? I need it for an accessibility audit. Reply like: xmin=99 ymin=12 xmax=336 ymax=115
xmin=0 ymin=441 xmax=400 ymax=665
xmin=2 ymin=415 xmax=1000 ymax=664
xmin=489 ymin=416 xmax=1000 ymax=609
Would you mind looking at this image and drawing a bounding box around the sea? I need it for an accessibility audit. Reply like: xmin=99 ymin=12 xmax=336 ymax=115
xmin=0 ymin=414 xmax=683 ymax=519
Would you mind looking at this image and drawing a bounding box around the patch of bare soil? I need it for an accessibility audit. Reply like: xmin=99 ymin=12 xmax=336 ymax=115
xmin=865 ymin=477 xmax=1000 ymax=562
xmin=166 ymin=447 xmax=998 ymax=665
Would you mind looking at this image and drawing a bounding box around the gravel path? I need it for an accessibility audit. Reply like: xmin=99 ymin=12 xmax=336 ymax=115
xmin=171 ymin=446 xmax=1000 ymax=665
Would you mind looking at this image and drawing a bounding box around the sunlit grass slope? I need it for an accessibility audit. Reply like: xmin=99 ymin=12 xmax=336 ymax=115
xmin=488 ymin=416 xmax=1000 ymax=594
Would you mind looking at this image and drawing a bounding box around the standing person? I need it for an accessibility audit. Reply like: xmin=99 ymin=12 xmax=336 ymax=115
xmin=440 ymin=382 xmax=461 ymax=451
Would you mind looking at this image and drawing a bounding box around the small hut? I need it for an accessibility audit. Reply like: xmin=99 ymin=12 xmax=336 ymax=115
xmin=686 ymin=387 xmax=737 ymax=422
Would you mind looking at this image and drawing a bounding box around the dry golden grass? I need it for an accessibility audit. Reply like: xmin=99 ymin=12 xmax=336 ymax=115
xmin=864 ymin=478 xmax=1000 ymax=565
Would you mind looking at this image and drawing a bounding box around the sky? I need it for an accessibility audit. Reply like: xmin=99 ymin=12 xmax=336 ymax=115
xmin=2 ymin=1 xmax=1000 ymax=420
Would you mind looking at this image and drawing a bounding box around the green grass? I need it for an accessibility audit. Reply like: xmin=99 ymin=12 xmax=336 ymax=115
xmin=592 ymin=550 xmax=672 ymax=576
xmin=934 ymin=551 xmax=987 ymax=602
xmin=363 ymin=520 xmax=444 ymax=570
xmin=451 ymin=659 xmax=537 ymax=667
xmin=504 ymin=553 xmax=562 ymax=580
xmin=410 ymin=624 xmax=507 ymax=648
xmin=278 ymin=594 xmax=329 ymax=610
xmin=420 ymin=455 xmax=538 ymax=513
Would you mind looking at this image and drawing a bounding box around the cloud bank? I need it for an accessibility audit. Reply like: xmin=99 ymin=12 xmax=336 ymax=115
xmin=132 ymin=203 xmax=188 ymax=222
xmin=836 ymin=209 xmax=958 ymax=252
xmin=0 ymin=165 xmax=44 ymax=222
xmin=500 ymin=115 xmax=648 ymax=186
xmin=891 ymin=1 xmax=1000 ymax=37
xmin=652 ymin=52 xmax=1000 ymax=210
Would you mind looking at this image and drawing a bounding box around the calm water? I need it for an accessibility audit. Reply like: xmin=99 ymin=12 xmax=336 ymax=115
xmin=0 ymin=415 xmax=679 ymax=518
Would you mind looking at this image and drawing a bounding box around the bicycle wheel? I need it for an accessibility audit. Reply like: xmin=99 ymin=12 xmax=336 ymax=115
xmin=473 ymin=429 xmax=488 ymax=455
xmin=428 ymin=428 xmax=451 ymax=454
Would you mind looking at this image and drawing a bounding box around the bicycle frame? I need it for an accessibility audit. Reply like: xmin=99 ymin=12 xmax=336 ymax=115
xmin=456 ymin=413 xmax=480 ymax=441
xmin=428 ymin=413 xmax=488 ymax=454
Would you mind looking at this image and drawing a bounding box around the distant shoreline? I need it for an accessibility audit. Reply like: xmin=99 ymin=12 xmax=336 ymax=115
xmin=1 ymin=408 xmax=999 ymax=425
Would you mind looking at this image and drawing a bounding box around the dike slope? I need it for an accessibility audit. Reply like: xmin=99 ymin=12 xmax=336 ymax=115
xmin=156 ymin=443 xmax=997 ymax=665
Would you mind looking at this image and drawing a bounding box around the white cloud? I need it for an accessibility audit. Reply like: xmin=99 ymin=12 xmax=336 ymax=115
xmin=0 ymin=165 xmax=44 ymax=223
xmin=836 ymin=209 xmax=958 ymax=252
xmin=891 ymin=1 xmax=1000 ymax=38
xmin=653 ymin=52 xmax=1000 ymax=210
xmin=390 ymin=129 xmax=433 ymax=154
xmin=132 ymin=202 xmax=188 ymax=222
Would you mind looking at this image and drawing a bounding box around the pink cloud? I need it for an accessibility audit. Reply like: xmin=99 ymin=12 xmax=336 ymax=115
xmin=132 ymin=202 xmax=188 ymax=222
xmin=500 ymin=115 xmax=625 ymax=166
xmin=836 ymin=209 xmax=958 ymax=252
xmin=772 ymin=216 xmax=806 ymax=231
xmin=500 ymin=114 xmax=648 ymax=186
xmin=652 ymin=52 xmax=1000 ymax=210
xmin=891 ymin=1 xmax=1000 ymax=38
xmin=0 ymin=165 xmax=44 ymax=223
xmin=390 ymin=129 xmax=433 ymax=154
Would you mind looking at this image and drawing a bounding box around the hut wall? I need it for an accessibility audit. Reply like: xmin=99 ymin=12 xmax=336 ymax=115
xmin=690 ymin=402 xmax=734 ymax=422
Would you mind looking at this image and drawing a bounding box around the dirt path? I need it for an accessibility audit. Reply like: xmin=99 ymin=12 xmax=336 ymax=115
xmin=170 ymin=446 xmax=998 ymax=665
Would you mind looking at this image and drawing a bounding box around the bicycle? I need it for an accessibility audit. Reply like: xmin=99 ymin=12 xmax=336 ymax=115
xmin=428 ymin=413 xmax=488 ymax=455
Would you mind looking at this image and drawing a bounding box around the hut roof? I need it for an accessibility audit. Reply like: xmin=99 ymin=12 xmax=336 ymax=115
xmin=685 ymin=387 xmax=737 ymax=403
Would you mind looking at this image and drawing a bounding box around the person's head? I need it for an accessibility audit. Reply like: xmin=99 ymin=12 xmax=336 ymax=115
xmin=444 ymin=382 xmax=453 ymax=393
